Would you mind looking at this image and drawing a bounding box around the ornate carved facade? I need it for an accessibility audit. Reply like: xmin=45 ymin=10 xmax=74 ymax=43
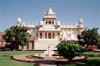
xmin=16 ymin=5 xmax=84 ymax=41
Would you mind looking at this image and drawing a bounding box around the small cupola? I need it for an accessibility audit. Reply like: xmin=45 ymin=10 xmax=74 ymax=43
xmin=78 ymin=18 xmax=83 ymax=24
xmin=56 ymin=21 xmax=61 ymax=26
xmin=16 ymin=18 xmax=21 ymax=25
xmin=16 ymin=18 xmax=21 ymax=23
xmin=78 ymin=18 xmax=83 ymax=28
xmin=39 ymin=21 xmax=43 ymax=25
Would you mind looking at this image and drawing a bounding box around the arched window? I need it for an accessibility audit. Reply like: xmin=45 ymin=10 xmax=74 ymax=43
xmin=46 ymin=21 xmax=47 ymax=25
xmin=52 ymin=21 xmax=54 ymax=25
xmin=49 ymin=21 xmax=51 ymax=25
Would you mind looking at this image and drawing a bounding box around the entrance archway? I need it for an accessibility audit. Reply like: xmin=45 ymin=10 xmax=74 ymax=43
xmin=48 ymin=33 xmax=51 ymax=39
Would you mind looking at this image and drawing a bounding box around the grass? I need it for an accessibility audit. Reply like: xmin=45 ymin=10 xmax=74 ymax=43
xmin=0 ymin=51 xmax=44 ymax=55
xmin=56 ymin=51 xmax=100 ymax=55
xmin=0 ymin=51 xmax=100 ymax=66
xmin=59 ymin=51 xmax=100 ymax=66
xmin=0 ymin=51 xmax=43 ymax=66
xmin=61 ymin=57 xmax=100 ymax=66
xmin=83 ymin=51 xmax=100 ymax=55
xmin=0 ymin=57 xmax=35 ymax=66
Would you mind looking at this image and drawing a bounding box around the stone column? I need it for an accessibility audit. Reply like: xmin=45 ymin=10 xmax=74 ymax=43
xmin=54 ymin=21 xmax=55 ymax=26
xmin=44 ymin=32 xmax=45 ymax=39
xmin=54 ymin=33 xmax=57 ymax=39
xmin=47 ymin=32 xmax=48 ymax=39
xmin=38 ymin=32 xmax=40 ymax=39
xmin=70 ymin=29 xmax=72 ymax=40
xmin=51 ymin=32 xmax=53 ymax=39
xmin=47 ymin=21 xmax=48 ymax=25
xmin=42 ymin=32 xmax=43 ymax=39
xmin=44 ymin=21 xmax=46 ymax=25
xmin=42 ymin=32 xmax=45 ymax=39
xmin=51 ymin=21 xmax=52 ymax=25
xmin=75 ymin=29 xmax=76 ymax=40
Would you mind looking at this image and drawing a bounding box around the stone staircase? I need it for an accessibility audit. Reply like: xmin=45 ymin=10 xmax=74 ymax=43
xmin=34 ymin=40 xmax=61 ymax=50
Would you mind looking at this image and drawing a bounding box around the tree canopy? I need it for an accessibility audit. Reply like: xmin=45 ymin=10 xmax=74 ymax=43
xmin=78 ymin=27 xmax=100 ymax=48
xmin=57 ymin=41 xmax=86 ymax=63
xmin=2 ymin=25 xmax=32 ymax=46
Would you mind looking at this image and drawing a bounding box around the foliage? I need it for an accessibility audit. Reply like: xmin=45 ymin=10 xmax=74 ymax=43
xmin=2 ymin=25 xmax=32 ymax=47
xmin=88 ymin=49 xmax=93 ymax=51
xmin=77 ymin=34 xmax=85 ymax=46
xmin=57 ymin=41 xmax=86 ymax=63
xmin=79 ymin=27 xmax=100 ymax=49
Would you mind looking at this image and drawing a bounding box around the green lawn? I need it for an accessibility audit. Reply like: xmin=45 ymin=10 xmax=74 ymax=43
xmin=0 ymin=51 xmax=44 ymax=55
xmin=61 ymin=57 xmax=100 ymax=66
xmin=0 ymin=57 xmax=35 ymax=66
xmin=83 ymin=51 xmax=100 ymax=55
xmin=61 ymin=51 xmax=100 ymax=66
xmin=1 ymin=51 xmax=100 ymax=66
xmin=0 ymin=51 xmax=43 ymax=66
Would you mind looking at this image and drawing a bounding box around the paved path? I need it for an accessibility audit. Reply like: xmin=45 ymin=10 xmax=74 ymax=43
xmin=41 ymin=57 xmax=57 ymax=66
xmin=41 ymin=60 xmax=57 ymax=66
xmin=3 ymin=54 xmax=85 ymax=66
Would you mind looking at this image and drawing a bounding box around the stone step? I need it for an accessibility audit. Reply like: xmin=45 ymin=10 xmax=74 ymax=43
xmin=34 ymin=40 xmax=61 ymax=50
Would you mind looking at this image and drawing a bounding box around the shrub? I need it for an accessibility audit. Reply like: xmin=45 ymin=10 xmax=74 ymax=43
xmin=88 ymin=49 xmax=93 ymax=51
xmin=57 ymin=41 xmax=86 ymax=63
xmin=4 ymin=47 xmax=10 ymax=51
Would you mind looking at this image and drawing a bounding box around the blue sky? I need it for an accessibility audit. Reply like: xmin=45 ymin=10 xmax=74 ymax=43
xmin=0 ymin=0 xmax=100 ymax=33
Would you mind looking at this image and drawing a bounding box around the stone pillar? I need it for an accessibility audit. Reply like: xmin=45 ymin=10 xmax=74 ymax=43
xmin=70 ymin=29 xmax=72 ymax=40
xmin=47 ymin=21 xmax=48 ymax=25
xmin=75 ymin=29 xmax=76 ymax=40
xmin=44 ymin=32 xmax=45 ymax=39
xmin=54 ymin=33 xmax=57 ymax=39
xmin=42 ymin=32 xmax=43 ymax=39
xmin=54 ymin=21 xmax=55 ymax=26
xmin=74 ymin=29 xmax=75 ymax=40
xmin=38 ymin=32 xmax=40 ymax=39
xmin=44 ymin=21 xmax=46 ymax=25
xmin=51 ymin=32 xmax=53 ymax=39
xmin=47 ymin=32 xmax=48 ymax=39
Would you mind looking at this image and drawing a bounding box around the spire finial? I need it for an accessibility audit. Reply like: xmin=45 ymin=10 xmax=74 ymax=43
xmin=49 ymin=5 xmax=51 ymax=7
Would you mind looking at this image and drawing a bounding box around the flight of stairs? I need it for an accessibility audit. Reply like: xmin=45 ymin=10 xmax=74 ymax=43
xmin=34 ymin=40 xmax=61 ymax=50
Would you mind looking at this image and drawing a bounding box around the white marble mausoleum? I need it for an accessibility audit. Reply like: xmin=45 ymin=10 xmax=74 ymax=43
xmin=17 ymin=5 xmax=84 ymax=50
xmin=17 ymin=5 xmax=83 ymax=41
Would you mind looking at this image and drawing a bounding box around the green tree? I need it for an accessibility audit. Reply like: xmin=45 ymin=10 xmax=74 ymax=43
xmin=81 ymin=27 xmax=100 ymax=49
xmin=77 ymin=34 xmax=85 ymax=47
xmin=2 ymin=25 xmax=32 ymax=50
xmin=57 ymin=41 xmax=86 ymax=63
